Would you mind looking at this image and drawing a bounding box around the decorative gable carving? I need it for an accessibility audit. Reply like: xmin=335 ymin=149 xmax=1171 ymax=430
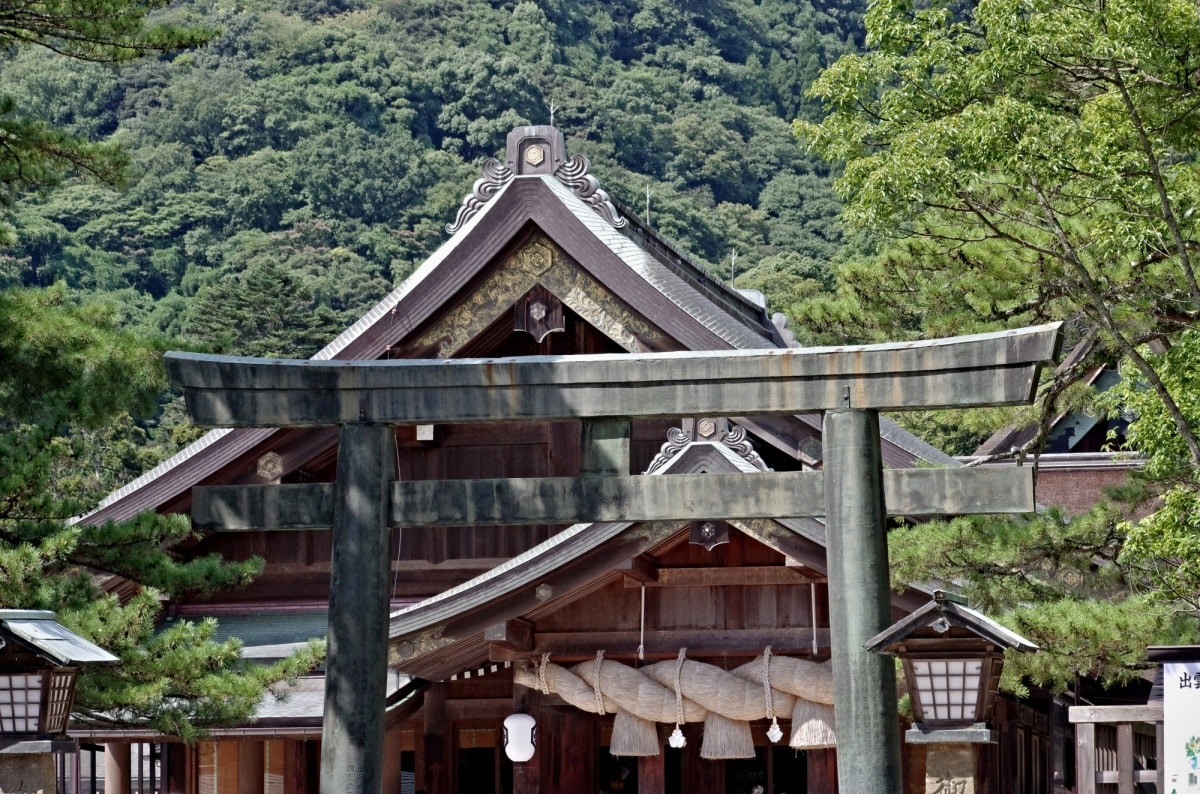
xmin=411 ymin=237 xmax=659 ymax=357
xmin=447 ymin=126 xmax=626 ymax=234
xmin=645 ymin=418 xmax=769 ymax=475
xmin=445 ymin=158 xmax=514 ymax=234
xmin=514 ymin=284 xmax=565 ymax=343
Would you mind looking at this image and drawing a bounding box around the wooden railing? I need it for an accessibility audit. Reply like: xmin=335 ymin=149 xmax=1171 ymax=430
xmin=1069 ymin=703 xmax=1162 ymax=794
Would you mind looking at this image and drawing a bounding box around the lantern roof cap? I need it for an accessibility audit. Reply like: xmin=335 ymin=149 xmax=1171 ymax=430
xmin=0 ymin=610 xmax=119 ymax=666
xmin=864 ymin=591 xmax=1038 ymax=655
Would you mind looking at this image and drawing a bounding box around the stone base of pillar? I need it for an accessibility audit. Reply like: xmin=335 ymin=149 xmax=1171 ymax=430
xmin=924 ymin=743 xmax=977 ymax=794
xmin=0 ymin=752 xmax=56 ymax=794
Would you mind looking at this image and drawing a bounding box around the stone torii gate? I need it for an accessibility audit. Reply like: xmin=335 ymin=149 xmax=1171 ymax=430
xmin=166 ymin=322 xmax=1061 ymax=794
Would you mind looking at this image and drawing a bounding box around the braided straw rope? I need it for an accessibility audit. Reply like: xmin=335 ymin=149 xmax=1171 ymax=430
xmin=513 ymin=653 xmax=837 ymax=757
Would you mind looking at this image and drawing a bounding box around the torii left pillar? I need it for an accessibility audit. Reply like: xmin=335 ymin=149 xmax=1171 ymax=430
xmin=320 ymin=423 xmax=394 ymax=794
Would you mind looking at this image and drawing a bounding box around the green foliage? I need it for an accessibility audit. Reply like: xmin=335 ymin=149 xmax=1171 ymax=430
xmin=0 ymin=285 xmax=322 ymax=737
xmin=799 ymin=0 xmax=1200 ymax=456
xmin=801 ymin=0 xmax=1200 ymax=685
xmin=888 ymin=501 xmax=1199 ymax=691
xmin=0 ymin=0 xmax=213 ymax=205
xmin=2 ymin=0 xmax=862 ymax=323
xmin=1107 ymin=331 xmax=1200 ymax=607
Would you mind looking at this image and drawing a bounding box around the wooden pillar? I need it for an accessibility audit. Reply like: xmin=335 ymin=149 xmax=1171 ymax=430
xmin=638 ymin=748 xmax=666 ymax=794
xmin=823 ymin=409 xmax=903 ymax=794
xmin=512 ymin=670 xmax=540 ymax=794
xmin=808 ymin=748 xmax=839 ymax=794
xmin=1075 ymin=722 xmax=1095 ymax=794
xmin=677 ymin=723 xmax=721 ymax=794
xmin=422 ymin=682 xmax=450 ymax=794
xmin=164 ymin=742 xmax=192 ymax=794
xmin=382 ymin=724 xmax=404 ymax=794
xmin=105 ymin=741 xmax=132 ymax=794
xmin=320 ymin=423 xmax=395 ymax=794
xmin=284 ymin=741 xmax=310 ymax=794
xmin=237 ymin=740 xmax=264 ymax=794
xmin=540 ymin=707 xmax=595 ymax=794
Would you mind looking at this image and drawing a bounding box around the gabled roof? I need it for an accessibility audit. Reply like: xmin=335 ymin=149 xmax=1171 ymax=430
xmin=865 ymin=592 xmax=1038 ymax=654
xmin=0 ymin=610 xmax=119 ymax=666
xmin=386 ymin=420 xmax=932 ymax=681
xmin=82 ymin=124 xmax=951 ymax=550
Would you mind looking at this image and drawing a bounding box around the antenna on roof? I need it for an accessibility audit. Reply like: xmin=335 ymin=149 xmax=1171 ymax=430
xmin=548 ymin=100 xmax=558 ymax=128
xmin=729 ymin=249 xmax=738 ymax=287
xmin=644 ymin=184 xmax=653 ymax=227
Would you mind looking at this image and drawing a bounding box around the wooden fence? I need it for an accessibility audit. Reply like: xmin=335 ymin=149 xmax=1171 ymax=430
xmin=1069 ymin=703 xmax=1162 ymax=794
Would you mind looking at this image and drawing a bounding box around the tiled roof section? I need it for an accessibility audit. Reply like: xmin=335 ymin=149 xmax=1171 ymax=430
xmin=614 ymin=196 xmax=779 ymax=338
xmin=388 ymin=519 xmax=633 ymax=641
xmin=312 ymin=179 xmax=518 ymax=364
xmin=162 ymin=610 xmax=329 ymax=649
xmin=77 ymin=427 xmax=276 ymax=526
xmin=790 ymin=413 xmax=959 ymax=468
xmin=879 ymin=415 xmax=960 ymax=467
xmin=540 ymin=176 xmax=776 ymax=350
xmin=252 ymin=672 xmax=410 ymax=721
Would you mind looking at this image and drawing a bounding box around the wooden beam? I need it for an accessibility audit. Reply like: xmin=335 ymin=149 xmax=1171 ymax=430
xmin=487 ymin=628 xmax=831 ymax=661
xmin=614 ymin=555 xmax=658 ymax=583
xmin=394 ymin=471 xmax=828 ymax=524
xmin=165 ymin=323 xmax=1062 ymax=427
xmin=621 ymin=565 xmax=823 ymax=587
xmin=1068 ymin=703 xmax=1163 ymax=723
xmin=191 ymin=466 xmax=1034 ymax=531
xmin=483 ymin=619 xmax=534 ymax=653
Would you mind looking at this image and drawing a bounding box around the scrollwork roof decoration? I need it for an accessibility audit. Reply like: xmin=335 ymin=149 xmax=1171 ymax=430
xmin=554 ymin=154 xmax=627 ymax=228
xmin=445 ymin=158 xmax=514 ymax=234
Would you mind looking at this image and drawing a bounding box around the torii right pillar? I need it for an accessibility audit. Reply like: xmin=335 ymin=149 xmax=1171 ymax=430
xmin=824 ymin=408 xmax=902 ymax=793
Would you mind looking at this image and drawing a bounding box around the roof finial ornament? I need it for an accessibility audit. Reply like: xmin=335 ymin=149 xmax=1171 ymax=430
xmin=548 ymin=100 xmax=557 ymax=128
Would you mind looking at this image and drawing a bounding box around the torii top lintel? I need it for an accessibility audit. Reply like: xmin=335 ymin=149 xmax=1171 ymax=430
xmin=165 ymin=323 xmax=1062 ymax=428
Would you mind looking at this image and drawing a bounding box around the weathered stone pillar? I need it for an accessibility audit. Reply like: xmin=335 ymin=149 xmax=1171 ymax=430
xmin=0 ymin=749 xmax=56 ymax=794
xmin=320 ymin=423 xmax=395 ymax=794
xmin=925 ymin=744 xmax=977 ymax=793
xmin=823 ymin=409 xmax=903 ymax=794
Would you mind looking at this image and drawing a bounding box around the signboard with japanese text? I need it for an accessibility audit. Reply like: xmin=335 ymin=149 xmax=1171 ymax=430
xmin=1165 ymin=661 xmax=1200 ymax=793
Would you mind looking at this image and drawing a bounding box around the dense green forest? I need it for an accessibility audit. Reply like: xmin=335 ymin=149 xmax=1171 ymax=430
xmin=0 ymin=0 xmax=866 ymax=732
xmin=9 ymin=0 xmax=1200 ymax=714
xmin=2 ymin=0 xmax=859 ymax=376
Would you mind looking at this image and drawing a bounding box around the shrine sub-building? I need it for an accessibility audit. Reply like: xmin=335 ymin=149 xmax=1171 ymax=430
xmin=75 ymin=125 xmax=1073 ymax=794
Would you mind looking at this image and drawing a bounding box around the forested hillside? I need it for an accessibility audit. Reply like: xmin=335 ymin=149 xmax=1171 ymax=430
xmin=0 ymin=0 xmax=862 ymax=732
xmin=1 ymin=0 xmax=859 ymax=364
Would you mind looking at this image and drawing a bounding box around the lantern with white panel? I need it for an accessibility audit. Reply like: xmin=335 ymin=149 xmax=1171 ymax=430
xmin=503 ymin=712 xmax=537 ymax=763
xmin=0 ymin=611 xmax=118 ymax=794
xmin=867 ymin=591 xmax=1037 ymax=741
xmin=866 ymin=591 xmax=1038 ymax=794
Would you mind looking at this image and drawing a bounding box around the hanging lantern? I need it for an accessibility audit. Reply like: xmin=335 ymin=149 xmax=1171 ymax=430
xmin=0 ymin=610 xmax=117 ymax=740
xmin=503 ymin=712 xmax=537 ymax=762
xmin=865 ymin=591 xmax=1037 ymax=743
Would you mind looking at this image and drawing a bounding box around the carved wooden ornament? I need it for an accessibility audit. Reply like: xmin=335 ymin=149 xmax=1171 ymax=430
xmin=514 ymin=284 xmax=566 ymax=343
